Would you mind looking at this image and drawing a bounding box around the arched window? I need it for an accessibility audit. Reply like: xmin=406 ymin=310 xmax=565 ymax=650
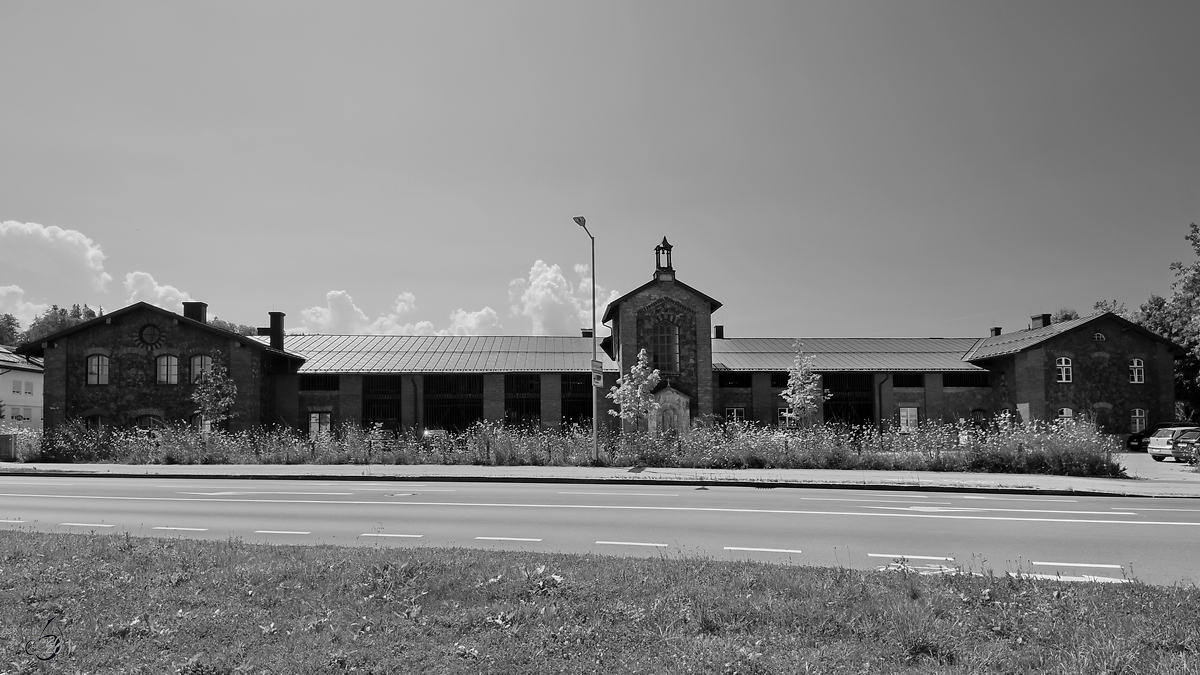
xmin=86 ymin=355 xmax=109 ymax=385
xmin=1129 ymin=358 xmax=1144 ymax=384
xmin=651 ymin=321 xmax=680 ymax=373
xmin=1055 ymin=357 xmax=1072 ymax=383
xmin=190 ymin=355 xmax=212 ymax=384
xmin=136 ymin=414 xmax=165 ymax=429
xmin=156 ymin=355 xmax=179 ymax=385
xmin=1056 ymin=407 xmax=1073 ymax=422
xmin=1130 ymin=408 xmax=1147 ymax=434
xmin=1092 ymin=332 xmax=1106 ymax=342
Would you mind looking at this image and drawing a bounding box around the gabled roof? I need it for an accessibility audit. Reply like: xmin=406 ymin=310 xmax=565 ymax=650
xmin=255 ymin=334 xmax=618 ymax=374
xmin=712 ymin=337 xmax=986 ymax=372
xmin=601 ymin=277 xmax=722 ymax=324
xmin=0 ymin=345 xmax=43 ymax=373
xmin=13 ymin=302 xmax=305 ymax=362
xmin=962 ymin=312 xmax=1181 ymax=362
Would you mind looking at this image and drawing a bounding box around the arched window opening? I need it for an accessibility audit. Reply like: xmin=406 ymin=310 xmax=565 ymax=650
xmin=87 ymin=355 xmax=109 ymax=385
xmin=652 ymin=321 xmax=680 ymax=373
xmin=136 ymin=415 xmax=165 ymax=429
xmin=1092 ymin=332 xmax=1106 ymax=342
xmin=1129 ymin=358 xmax=1145 ymax=384
xmin=157 ymin=355 xmax=179 ymax=385
xmin=1055 ymin=357 xmax=1072 ymax=383
xmin=1056 ymin=407 xmax=1073 ymax=422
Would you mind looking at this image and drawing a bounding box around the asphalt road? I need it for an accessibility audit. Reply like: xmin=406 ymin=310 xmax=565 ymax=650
xmin=1 ymin=475 xmax=1198 ymax=586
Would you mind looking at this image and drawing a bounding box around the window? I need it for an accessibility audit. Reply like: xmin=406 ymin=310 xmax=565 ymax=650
xmin=1055 ymin=357 xmax=1072 ymax=383
xmin=504 ymin=373 xmax=541 ymax=425
xmin=1093 ymin=332 xmax=1106 ymax=342
xmin=770 ymin=372 xmax=788 ymax=388
xmin=1129 ymin=359 xmax=1145 ymax=384
xmin=299 ymin=374 xmax=339 ymax=391
xmin=778 ymin=408 xmax=794 ymax=427
xmin=899 ymin=407 xmax=919 ymax=433
xmin=87 ymin=355 xmax=109 ymax=385
xmin=892 ymin=373 xmax=924 ymax=388
xmin=651 ymin=321 xmax=680 ymax=373
xmin=24 ymin=381 xmax=32 ymax=395
xmin=725 ymin=407 xmax=745 ymax=422
xmin=85 ymin=415 xmax=105 ymax=430
xmin=943 ymin=372 xmax=990 ymax=387
xmin=190 ymin=355 xmax=212 ymax=384
xmin=1131 ymin=408 xmax=1147 ymax=434
xmin=136 ymin=415 xmax=165 ymax=429
xmin=718 ymin=372 xmax=752 ymax=388
xmin=308 ymin=411 xmax=331 ymax=437
xmin=157 ymin=355 xmax=179 ymax=385
xmin=190 ymin=414 xmax=212 ymax=434
xmin=11 ymin=380 xmax=20 ymax=394
xmin=1057 ymin=407 xmax=1073 ymax=422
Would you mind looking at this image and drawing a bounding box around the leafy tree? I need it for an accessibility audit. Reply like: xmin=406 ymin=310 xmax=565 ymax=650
xmin=208 ymin=317 xmax=257 ymax=336
xmin=19 ymin=305 xmax=85 ymax=344
xmin=1135 ymin=223 xmax=1200 ymax=419
xmin=191 ymin=350 xmax=238 ymax=427
xmin=0 ymin=314 xmax=20 ymax=346
xmin=780 ymin=341 xmax=828 ymax=426
xmin=1092 ymin=299 xmax=1129 ymax=319
xmin=1051 ymin=307 xmax=1080 ymax=323
xmin=606 ymin=348 xmax=660 ymax=430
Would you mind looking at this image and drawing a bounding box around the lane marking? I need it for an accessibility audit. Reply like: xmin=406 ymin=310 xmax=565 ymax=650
xmin=725 ymin=547 xmax=803 ymax=554
xmin=1031 ymin=561 xmax=1123 ymax=569
xmin=869 ymin=553 xmax=954 ymax=561
xmin=5 ymin=493 xmax=1200 ymax=527
xmin=152 ymin=526 xmax=208 ymax=531
xmin=596 ymin=540 xmax=667 ymax=548
xmin=179 ymin=491 xmax=354 ymax=496
xmin=1113 ymin=507 xmax=1200 ymax=512
xmin=802 ymin=498 xmax=951 ymax=504
xmin=560 ymin=491 xmax=677 ymax=497
xmin=60 ymin=522 xmax=112 ymax=528
xmin=476 ymin=536 xmax=543 ymax=542
xmin=963 ymin=496 xmax=1078 ymax=503
xmin=0 ymin=519 xmax=25 ymax=523
xmin=360 ymin=533 xmax=423 ymax=538
xmin=866 ymin=506 xmax=1137 ymax=515
xmin=1012 ymin=572 xmax=1129 ymax=584
xmin=0 ymin=481 xmax=74 ymax=486
xmin=254 ymin=530 xmax=310 ymax=535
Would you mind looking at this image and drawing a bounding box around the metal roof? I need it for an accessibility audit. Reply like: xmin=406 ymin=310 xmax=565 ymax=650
xmin=269 ymin=335 xmax=619 ymax=374
xmin=0 ymin=346 xmax=43 ymax=373
xmin=712 ymin=337 xmax=986 ymax=372
xmin=959 ymin=313 xmax=1169 ymax=361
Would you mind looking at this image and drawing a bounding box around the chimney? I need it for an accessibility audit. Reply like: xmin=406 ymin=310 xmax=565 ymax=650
xmin=990 ymin=326 xmax=1003 ymax=337
xmin=269 ymin=312 xmax=285 ymax=350
xmin=715 ymin=325 xmax=725 ymax=339
xmin=581 ymin=328 xmax=593 ymax=338
xmin=182 ymin=301 xmax=208 ymax=324
xmin=1031 ymin=314 xmax=1052 ymax=329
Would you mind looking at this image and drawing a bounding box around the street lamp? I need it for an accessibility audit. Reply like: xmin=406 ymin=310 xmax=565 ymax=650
xmin=574 ymin=215 xmax=599 ymax=462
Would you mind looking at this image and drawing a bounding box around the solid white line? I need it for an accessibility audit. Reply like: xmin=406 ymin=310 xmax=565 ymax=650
xmin=725 ymin=547 xmax=803 ymax=554
xmin=360 ymin=533 xmax=423 ymax=538
xmin=596 ymin=540 xmax=667 ymax=548
xmin=152 ymin=526 xmax=207 ymax=531
xmin=476 ymin=536 xmax=543 ymax=542
xmin=866 ymin=506 xmax=1138 ymax=515
xmin=254 ymin=530 xmax=310 ymax=535
xmin=1031 ymin=561 xmax=1123 ymax=569
xmin=560 ymin=491 xmax=677 ymax=497
xmin=178 ymin=491 xmax=354 ymax=496
xmin=963 ymin=496 xmax=1078 ymax=503
xmin=0 ymin=481 xmax=73 ymax=485
xmin=1113 ymin=507 xmax=1200 ymax=512
xmin=868 ymin=553 xmax=954 ymax=561
xmin=0 ymin=519 xmax=25 ymax=523
xmin=802 ymin=498 xmax=952 ymax=504
xmin=1010 ymin=572 xmax=1129 ymax=584
xmin=5 ymin=493 xmax=1200 ymax=527
xmin=61 ymin=522 xmax=113 ymax=528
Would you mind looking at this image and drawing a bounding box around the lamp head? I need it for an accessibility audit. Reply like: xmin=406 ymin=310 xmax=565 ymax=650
xmin=573 ymin=216 xmax=586 ymax=227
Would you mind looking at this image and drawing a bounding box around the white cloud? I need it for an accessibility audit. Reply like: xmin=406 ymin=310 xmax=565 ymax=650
xmin=0 ymin=221 xmax=113 ymax=307
xmin=124 ymin=272 xmax=191 ymax=311
xmin=299 ymin=290 xmax=501 ymax=335
xmin=0 ymin=285 xmax=49 ymax=327
xmin=508 ymin=261 xmax=619 ymax=336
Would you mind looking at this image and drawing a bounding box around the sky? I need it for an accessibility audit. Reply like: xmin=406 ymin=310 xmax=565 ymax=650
xmin=2 ymin=1 xmax=1198 ymax=340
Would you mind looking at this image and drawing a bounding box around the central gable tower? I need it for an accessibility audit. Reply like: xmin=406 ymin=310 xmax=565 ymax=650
xmin=602 ymin=238 xmax=721 ymax=425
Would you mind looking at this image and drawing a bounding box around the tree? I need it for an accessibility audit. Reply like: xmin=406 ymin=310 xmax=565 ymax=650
xmin=191 ymin=350 xmax=238 ymax=427
xmin=606 ymin=348 xmax=661 ymax=430
xmin=1051 ymin=307 xmax=1080 ymax=323
xmin=780 ymin=341 xmax=828 ymax=426
xmin=0 ymin=314 xmax=20 ymax=346
xmin=1092 ymin=299 xmax=1129 ymax=319
xmin=1136 ymin=223 xmax=1200 ymax=419
xmin=208 ymin=317 xmax=257 ymax=336
xmin=20 ymin=305 xmax=84 ymax=344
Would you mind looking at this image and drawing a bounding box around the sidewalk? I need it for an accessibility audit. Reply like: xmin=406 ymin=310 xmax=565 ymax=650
xmin=3 ymin=452 xmax=1199 ymax=498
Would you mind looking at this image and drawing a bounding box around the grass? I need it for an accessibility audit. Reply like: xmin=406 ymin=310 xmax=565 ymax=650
xmin=10 ymin=416 xmax=1129 ymax=478
xmin=1 ymin=530 xmax=1198 ymax=674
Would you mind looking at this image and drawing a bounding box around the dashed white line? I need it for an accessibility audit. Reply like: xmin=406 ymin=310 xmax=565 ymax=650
xmin=596 ymin=540 xmax=667 ymax=548
xmin=868 ymin=553 xmax=954 ymax=561
xmin=60 ymin=522 xmax=113 ymax=528
xmin=254 ymin=530 xmax=310 ymax=535
xmin=560 ymin=491 xmax=677 ymax=497
xmin=1031 ymin=561 xmax=1123 ymax=569
xmin=360 ymin=533 xmax=423 ymax=538
xmin=476 ymin=536 xmax=543 ymax=542
xmin=725 ymin=547 xmax=803 ymax=554
xmin=153 ymin=526 xmax=208 ymax=531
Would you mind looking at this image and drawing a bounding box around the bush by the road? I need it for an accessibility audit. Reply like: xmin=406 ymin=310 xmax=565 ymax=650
xmin=15 ymin=416 xmax=1126 ymax=478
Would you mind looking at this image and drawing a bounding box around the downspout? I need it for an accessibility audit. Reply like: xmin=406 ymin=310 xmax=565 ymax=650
xmin=877 ymin=373 xmax=889 ymax=432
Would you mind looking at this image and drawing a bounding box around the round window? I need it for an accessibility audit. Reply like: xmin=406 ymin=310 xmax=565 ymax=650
xmin=139 ymin=324 xmax=161 ymax=346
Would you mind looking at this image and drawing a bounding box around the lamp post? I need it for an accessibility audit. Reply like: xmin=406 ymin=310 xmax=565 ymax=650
xmin=574 ymin=215 xmax=599 ymax=462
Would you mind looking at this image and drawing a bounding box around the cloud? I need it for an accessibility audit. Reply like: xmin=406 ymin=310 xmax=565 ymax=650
xmin=0 ymin=221 xmax=114 ymax=305
xmin=0 ymin=285 xmax=49 ymax=327
xmin=124 ymin=272 xmax=191 ymax=311
xmin=299 ymin=290 xmax=502 ymax=335
xmin=508 ymin=261 xmax=619 ymax=335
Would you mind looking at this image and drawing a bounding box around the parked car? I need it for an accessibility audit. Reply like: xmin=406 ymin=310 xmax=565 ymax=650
xmin=1128 ymin=423 xmax=1197 ymax=451
xmin=1148 ymin=425 xmax=1200 ymax=461
xmin=1170 ymin=429 xmax=1200 ymax=463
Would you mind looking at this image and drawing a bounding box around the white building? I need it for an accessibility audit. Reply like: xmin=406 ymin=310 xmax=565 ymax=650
xmin=0 ymin=345 xmax=43 ymax=431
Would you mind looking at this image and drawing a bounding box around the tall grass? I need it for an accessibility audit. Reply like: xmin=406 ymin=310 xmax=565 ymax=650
xmin=11 ymin=417 xmax=1126 ymax=477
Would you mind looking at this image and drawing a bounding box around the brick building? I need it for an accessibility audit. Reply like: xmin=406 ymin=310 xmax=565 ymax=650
xmin=16 ymin=239 xmax=1182 ymax=438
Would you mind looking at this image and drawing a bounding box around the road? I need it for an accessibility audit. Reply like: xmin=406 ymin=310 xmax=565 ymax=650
xmin=1 ymin=475 xmax=1198 ymax=585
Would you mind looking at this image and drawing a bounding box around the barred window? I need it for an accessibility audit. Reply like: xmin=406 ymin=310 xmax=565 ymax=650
xmin=943 ymin=372 xmax=990 ymax=387
xmin=1129 ymin=359 xmax=1144 ymax=384
xmin=718 ymin=372 xmax=752 ymax=388
xmin=770 ymin=372 xmax=788 ymax=388
xmin=87 ymin=355 xmax=109 ymax=385
xmin=299 ymin=374 xmax=340 ymax=391
xmin=892 ymin=373 xmax=924 ymax=388
xmin=1055 ymin=357 xmax=1072 ymax=383
xmin=157 ymin=355 xmax=179 ymax=385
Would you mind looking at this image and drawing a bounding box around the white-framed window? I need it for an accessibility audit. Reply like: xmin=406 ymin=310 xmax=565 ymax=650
xmin=308 ymin=411 xmax=332 ymax=437
xmin=725 ymin=407 xmax=746 ymax=422
xmin=1129 ymin=358 xmax=1144 ymax=384
xmin=1131 ymin=408 xmax=1147 ymax=434
xmin=1056 ymin=407 xmax=1073 ymax=422
xmin=87 ymin=355 xmax=109 ymax=385
xmin=24 ymin=381 xmax=32 ymax=395
xmin=190 ymin=355 xmax=212 ymax=384
xmin=899 ymin=407 xmax=919 ymax=433
xmin=778 ymin=407 xmax=795 ymax=427
xmin=1055 ymin=357 xmax=1072 ymax=383
xmin=157 ymin=355 xmax=179 ymax=385
xmin=1093 ymin=332 xmax=1106 ymax=342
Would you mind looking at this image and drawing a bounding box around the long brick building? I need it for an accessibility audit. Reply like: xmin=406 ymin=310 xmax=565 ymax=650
xmin=16 ymin=239 xmax=1181 ymax=438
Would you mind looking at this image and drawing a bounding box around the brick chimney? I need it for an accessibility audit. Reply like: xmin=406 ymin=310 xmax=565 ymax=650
xmin=1031 ymin=314 xmax=1052 ymax=329
xmin=269 ymin=312 xmax=285 ymax=350
xmin=990 ymin=326 xmax=1003 ymax=337
xmin=182 ymin=301 xmax=208 ymax=324
xmin=715 ymin=325 xmax=725 ymax=339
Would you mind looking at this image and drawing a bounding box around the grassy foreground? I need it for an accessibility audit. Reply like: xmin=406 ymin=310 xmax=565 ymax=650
xmin=1 ymin=532 xmax=1198 ymax=674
